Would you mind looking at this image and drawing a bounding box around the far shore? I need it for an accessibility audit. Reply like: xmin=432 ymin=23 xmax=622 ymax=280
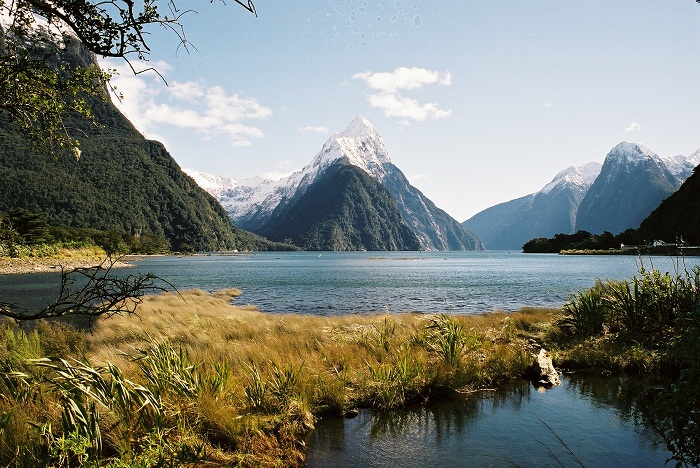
xmin=0 ymin=256 xmax=134 ymax=275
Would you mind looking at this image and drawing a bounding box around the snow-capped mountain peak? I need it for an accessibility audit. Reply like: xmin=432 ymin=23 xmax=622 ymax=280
xmin=540 ymin=162 xmax=602 ymax=195
xmin=185 ymin=117 xmax=395 ymax=229
xmin=607 ymin=141 xmax=659 ymax=164
xmin=303 ymin=116 xmax=391 ymax=182
xmin=337 ymin=115 xmax=382 ymax=141
xmin=659 ymin=149 xmax=700 ymax=180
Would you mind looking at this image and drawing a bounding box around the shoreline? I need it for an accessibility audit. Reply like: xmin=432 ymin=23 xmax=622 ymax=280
xmin=0 ymin=256 xmax=134 ymax=275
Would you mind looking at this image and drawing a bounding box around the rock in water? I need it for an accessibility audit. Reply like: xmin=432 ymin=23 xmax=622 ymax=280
xmin=530 ymin=348 xmax=560 ymax=388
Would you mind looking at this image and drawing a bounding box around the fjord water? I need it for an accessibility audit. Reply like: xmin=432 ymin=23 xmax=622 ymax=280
xmin=115 ymin=251 xmax=692 ymax=315
xmin=1 ymin=251 xmax=685 ymax=465
xmin=305 ymin=375 xmax=670 ymax=467
xmin=2 ymin=251 xmax=693 ymax=315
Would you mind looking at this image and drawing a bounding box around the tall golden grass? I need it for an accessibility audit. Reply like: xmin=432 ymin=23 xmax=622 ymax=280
xmin=0 ymin=289 xmax=556 ymax=467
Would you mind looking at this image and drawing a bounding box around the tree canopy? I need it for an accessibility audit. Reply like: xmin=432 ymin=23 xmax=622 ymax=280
xmin=0 ymin=0 xmax=255 ymax=151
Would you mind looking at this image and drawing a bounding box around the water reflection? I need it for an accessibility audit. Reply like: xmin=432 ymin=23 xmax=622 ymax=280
xmin=306 ymin=376 xmax=669 ymax=467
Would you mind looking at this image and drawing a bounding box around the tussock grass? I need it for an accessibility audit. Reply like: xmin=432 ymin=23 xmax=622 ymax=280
xmin=0 ymin=289 xmax=557 ymax=466
xmin=2 ymin=260 xmax=697 ymax=466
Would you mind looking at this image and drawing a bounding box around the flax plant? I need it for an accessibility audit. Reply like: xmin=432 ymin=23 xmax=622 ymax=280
xmin=559 ymin=285 xmax=606 ymax=336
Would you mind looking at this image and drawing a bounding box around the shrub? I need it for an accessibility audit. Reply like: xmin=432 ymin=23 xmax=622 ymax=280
xmin=424 ymin=314 xmax=475 ymax=367
xmin=559 ymin=284 xmax=606 ymax=336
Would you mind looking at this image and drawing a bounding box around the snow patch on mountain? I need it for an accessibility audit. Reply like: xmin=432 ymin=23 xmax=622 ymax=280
xmin=607 ymin=142 xmax=659 ymax=164
xmin=659 ymin=149 xmax=700 ymax=180
xmin=540 ymin=162 xmax=602 ymax=195
xmin=305 ymin=115 xmax=391 ymax=182
xmin=182 ymin=169 xmax=238 ymax=198
xmin=185 ymin=116 xmax=393 ymax=225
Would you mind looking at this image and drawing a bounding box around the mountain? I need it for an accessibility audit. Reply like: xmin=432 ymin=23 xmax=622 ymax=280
xmin=257 ymin=162 xmax=421 ymax=250
xmin=464 ymin=142 xmax=699 ymax=250
xmin=637 ymin=163 xmax=700 ymax=244
xmin=0 ymin=36 xmax=278 ymax=252
xmin=463 ymin=163 xmax=601 ymax=250
xmin=575 ymin=142 xmax=684 ymax=234
xmin=186 ymin=117 xmax=483 ymax=251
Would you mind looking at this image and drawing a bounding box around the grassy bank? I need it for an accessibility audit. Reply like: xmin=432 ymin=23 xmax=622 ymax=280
xmin=0 ymin=291 xmax=555 ymax=466
xmin=0 ymin=261 xmax=698 ymax=466
xmin=0 ymin=246 xmax=118 ymax=274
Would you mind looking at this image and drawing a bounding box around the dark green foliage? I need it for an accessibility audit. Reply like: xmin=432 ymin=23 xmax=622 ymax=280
xmin=638 ymin=165 xmax=700 ymax=244
xmin=556 ymin=263 xmax=700 ymax=464
xmin=647 ymin=304 xmax=700 ymax=467
xmin=0 ymin=58 xmax=287 ymax=252
xmin=559 ymin=264 xmax=700 ymax=337
xmin=0 ymin=208 xmax=51 ymax=245
xmin=523 ymin=229 xmax=643 ymax=253
xmin=260 ymin=163 xmax=421 ymax=251
xmin=558 ymin=287 xmax=606 ymax=336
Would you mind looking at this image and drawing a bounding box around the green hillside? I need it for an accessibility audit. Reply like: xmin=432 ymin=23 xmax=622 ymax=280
xmin=259 ymin=163 xmax=421 ymax=251
xmin=0 ymin=42 xmax=285 ymax=252
xmin=637 ymin=166 xmax=700 ymax=244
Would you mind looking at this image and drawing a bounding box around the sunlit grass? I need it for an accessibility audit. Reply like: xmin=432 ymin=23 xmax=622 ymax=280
xmin=0 ymin=289 xmax=558 ymax=466
xmin=2 ymin=260 xmax=698 ymax=466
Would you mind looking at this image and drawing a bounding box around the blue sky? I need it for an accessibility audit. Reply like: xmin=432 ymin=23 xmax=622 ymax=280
xmin=104 ymin=1 xmax=700 ymax=222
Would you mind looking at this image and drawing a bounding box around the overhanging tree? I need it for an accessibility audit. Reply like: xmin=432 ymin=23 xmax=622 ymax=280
xmin=0 ymin=0 xmax=256 ymax=152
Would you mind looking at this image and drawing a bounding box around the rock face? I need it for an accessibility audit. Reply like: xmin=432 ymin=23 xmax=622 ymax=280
xmin=528 ymin=349 xmax=560 ymax=388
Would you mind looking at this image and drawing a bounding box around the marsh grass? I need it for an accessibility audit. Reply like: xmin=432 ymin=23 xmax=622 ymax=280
xmin=0 ymin=290 xmax=557 ymax=466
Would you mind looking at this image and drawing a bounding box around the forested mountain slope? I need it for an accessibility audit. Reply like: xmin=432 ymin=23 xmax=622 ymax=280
xmin=257 ymin=162 xmax=421 ymax=251
xmin=0 ymin=38 xmax=277 ymax=252
xmin=637 ymin=166 xmax=700 ymax=244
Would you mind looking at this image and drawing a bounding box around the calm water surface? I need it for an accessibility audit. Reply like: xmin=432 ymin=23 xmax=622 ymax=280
xmin=306 ymin=375 xmax=670 ymax=467
xmin=1 ymin=251 xmax=696 ymax=315
xmin=0 ymin=251 xmax=683 ymax=465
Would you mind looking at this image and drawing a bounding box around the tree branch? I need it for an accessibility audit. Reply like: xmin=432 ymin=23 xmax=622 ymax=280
xmin=0 ymin=257 xmax=171 ymax=323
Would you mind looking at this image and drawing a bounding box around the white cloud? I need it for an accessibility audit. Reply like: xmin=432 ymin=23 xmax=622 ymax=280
xmin=367 ymin=92 xmax=452 ymax=121
xmin=169 ymin=81 xmax=205 ymax=102
xmin=353 ymin=67 xmax=452 ymax=122
xmin=353 ymin=67 xmax=452 ymax=93
xmin=625 ymin=122 xmax=641 ymax=132
xmin=299 ymin=126 xmax=329 ymax=134
xmin=541 ymin=102 xmax=552 ymax=108
xmin=101 ymin=58 xmax=271 ymax=147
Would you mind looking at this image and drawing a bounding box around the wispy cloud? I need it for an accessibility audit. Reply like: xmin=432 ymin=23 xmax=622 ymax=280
xmin=625 ymin=122 xmax=641 ymax=132
xmin=540 ymin=102 xmax=553 ymax=108
xmin=299 ymin=126 xmax=329 ymax=134
xmin=102 ymin=58 xmax=272 ymax=148
xmin=408 ymin=173 xmax=429 ymax=183
xmin=263 ymin=160 xmax=295 ymax=181
xmin=353 ymin=67 xmax=452 ymax=122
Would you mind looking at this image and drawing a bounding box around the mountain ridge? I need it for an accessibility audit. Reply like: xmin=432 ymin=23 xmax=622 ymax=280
xmin=0 ymin=35 xmax=281 ymax=252
xmin=464 ymin=142 xmax=698 ymax=250
xmin=186 ymin=116 xmax=483 ymax=251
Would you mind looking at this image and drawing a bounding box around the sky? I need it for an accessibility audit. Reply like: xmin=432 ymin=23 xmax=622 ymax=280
xmin=103 ymin=1 xmax=700 ymax=222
